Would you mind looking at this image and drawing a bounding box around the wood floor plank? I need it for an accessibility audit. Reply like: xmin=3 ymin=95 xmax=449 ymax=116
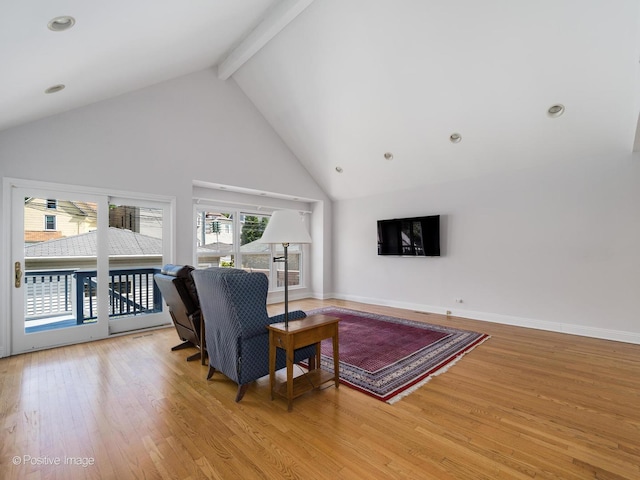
xmin=1 ymin=299 xmax=639 ymax=479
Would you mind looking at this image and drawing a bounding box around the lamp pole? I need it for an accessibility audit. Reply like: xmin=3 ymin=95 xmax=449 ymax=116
xmin=273 ymin=242 xmax=290 ymax=328
xmin=283 ymin=242 xmax=289 ymax=328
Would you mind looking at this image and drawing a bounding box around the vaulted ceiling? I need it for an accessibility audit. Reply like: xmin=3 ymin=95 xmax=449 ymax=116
xmin=2 ymin=1 xmax=639 ymax=200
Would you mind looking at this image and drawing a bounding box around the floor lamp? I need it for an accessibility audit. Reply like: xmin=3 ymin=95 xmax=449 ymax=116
xmin=260 ymin=209 xmax=312 ymax=328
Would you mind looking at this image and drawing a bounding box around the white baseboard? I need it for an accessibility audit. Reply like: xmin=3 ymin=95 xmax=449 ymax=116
xmin=266 ymin=287 xmax=314 ymax=305
xmin=308 ymin=291 xmax=334 ymax=300
xmin=455 ymin=307 xmax=640 ymax=345
xmin=331 ymin=293 xmax=640 ymax=345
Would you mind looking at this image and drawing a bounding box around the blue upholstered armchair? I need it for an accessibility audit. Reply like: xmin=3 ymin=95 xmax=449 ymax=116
xmin=191 ymin=267 xmax=316 ymax=402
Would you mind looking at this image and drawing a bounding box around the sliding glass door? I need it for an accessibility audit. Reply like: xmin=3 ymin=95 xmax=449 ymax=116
xmin=10 ymin=181 xmax=173 ymax=354
xmin=108 ymin=197 xmax=171 ymax=334
xmin=11 ymin=186 xmax=108 ymax=353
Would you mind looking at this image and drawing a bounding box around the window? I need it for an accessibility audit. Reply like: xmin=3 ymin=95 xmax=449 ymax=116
xmin=46 ymin=199 xmax=57 ymax=209
xmin=240 ymin=213 xmax=271 ymax=276
xmin=275 ymin=243 xmax=301 ymax=287
xmin=44 ymin=215 xmax=56 ymax=230
xmin=196 ymin=211 xmax=235 ymax=267
xmin=195 ymin=208 xmax=305 ymax=290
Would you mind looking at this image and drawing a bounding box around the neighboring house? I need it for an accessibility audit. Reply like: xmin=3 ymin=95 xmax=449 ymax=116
xmin=195 ymin=212 xmax=234 ymax=267
xmin=25 ymin=227 xmax=163 ymax=270
xmin=195 ymin=212 xmax=233 ymax=249
xmin=24 ymin=198 xmax=97 ymax=244
xmin=194 ymin=212 xmax=299 ymax=277
xmin=23 ymin=227 xmax=163 ymax=322
xmin=25 ymin=199 xmax=164 ymax=246
xmin=110 ymin=204 xmax=163 ymax=239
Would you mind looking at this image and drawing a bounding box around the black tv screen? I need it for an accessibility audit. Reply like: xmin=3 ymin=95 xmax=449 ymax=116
xmin=377 ymin=215 xmax=440 ymax=256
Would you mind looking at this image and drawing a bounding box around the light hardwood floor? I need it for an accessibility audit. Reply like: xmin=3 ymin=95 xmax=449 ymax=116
xmin=1 ymin=299 xmax=639 ymax=479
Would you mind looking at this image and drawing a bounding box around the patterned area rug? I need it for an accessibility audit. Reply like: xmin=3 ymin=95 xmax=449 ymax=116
xmin=307 ymin=307 xmax=490 ymax=404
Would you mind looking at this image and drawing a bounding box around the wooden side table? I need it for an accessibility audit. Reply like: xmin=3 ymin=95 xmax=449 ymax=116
xmin=267 ymin=314 xmax=340 ymax=411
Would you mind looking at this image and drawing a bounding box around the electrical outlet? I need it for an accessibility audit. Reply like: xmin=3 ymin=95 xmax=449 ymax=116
xmin=455 ymin=298 xmax=463 ymax=304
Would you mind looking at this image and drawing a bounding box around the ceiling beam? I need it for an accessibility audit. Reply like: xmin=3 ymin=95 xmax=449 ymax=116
xmin=217 ymin=0 xmax=315 ymax=80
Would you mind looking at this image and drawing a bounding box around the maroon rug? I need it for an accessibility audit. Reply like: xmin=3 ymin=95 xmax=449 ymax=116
xmin=307 ymin=307 xmax=490 ymax=404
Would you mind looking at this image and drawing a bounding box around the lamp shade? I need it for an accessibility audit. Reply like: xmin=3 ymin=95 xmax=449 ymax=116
xmin=259 ymin=210 xmax=312 ymax=244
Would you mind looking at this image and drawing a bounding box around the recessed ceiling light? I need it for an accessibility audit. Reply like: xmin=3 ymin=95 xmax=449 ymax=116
xmin=44 ymin=84 xmax=65 ymax=94
xmin=383 ymin=152 xmax=394 ymax=161
xmin=335 ymin=166 xmax=343 ymax=173
xmin=47 ymin=16 xmax=76 ymax=32
xmin=449 ymin=133 xmax=462 ymax=143
xmin=547 ymin=104 xmax=565 ymax=117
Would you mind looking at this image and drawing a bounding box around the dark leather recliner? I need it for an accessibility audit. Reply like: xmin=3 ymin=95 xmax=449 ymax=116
xmin=154 ymin=264 xmax=206 ymax=363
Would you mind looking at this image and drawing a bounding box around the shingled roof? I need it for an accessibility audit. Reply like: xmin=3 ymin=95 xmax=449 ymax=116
xmin=25 ymin=227 xmax=162 ymax=258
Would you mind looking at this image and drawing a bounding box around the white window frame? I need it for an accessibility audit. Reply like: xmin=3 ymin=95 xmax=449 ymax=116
xmin=193 ymin=205 xmax=307 ymax=293
xmin=44 ymin=214 xmax=56 ymax=230
xmin=1 ymin=177 xmax=177 ymax=357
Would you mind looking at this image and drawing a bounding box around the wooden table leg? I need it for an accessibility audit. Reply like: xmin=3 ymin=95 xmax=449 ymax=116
xmin=286 ymin=339 xmax=294 ymax=412
xmin=269 ymin=331 xmax=276 ymax=401
xmin=333 ymin=327 xmax=340 ymax=388
xmin=314 ymin=342 xmax=321 ymax=371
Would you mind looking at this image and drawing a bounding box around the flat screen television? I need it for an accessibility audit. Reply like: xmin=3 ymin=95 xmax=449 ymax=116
xmin=377 ymin=215 xmax=440 ymax=256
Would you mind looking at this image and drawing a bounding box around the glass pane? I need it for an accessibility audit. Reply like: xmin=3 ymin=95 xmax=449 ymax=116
xmin=275 ymin=244 xmax=301 ymax=287
xmin=24 ymin=197 xmax=98 ymax=333
xmin=44 ymin=215 xmax=56 ymax=230
xmin=193 ymin=210 xmax=304 ymax=289
xmin=240 ymin=213 xmax=270 ymax=274
xmin=196 ymin=211 xmax=234 ymax=267
xmin=241 ymin=253 xmax=270 ymax=274
xmin=240 ymin=214 xmax=268 ymax=244
xmin=108 ymin=204 xmax=163 ymax=320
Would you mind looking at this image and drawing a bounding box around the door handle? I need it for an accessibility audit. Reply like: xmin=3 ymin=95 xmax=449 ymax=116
xmin=15 ymin=261 xmax=22 ymax=288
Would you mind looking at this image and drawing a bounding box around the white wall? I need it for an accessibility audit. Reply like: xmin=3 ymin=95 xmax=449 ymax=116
xmin=0 ymin=68 xmax=331 ymax=357
xmin=3 ymin=64 xmax=638 ymax=353
xmin=333 ymin=152 xmax=640 ymax=344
